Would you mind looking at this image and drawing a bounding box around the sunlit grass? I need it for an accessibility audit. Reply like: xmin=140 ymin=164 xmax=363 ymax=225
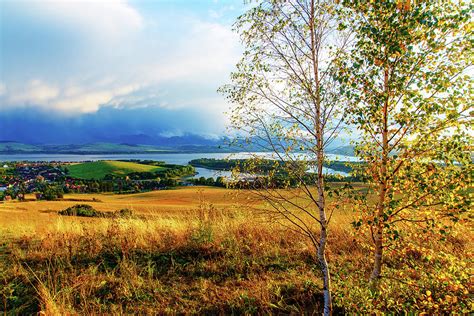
xmin=67 ymin=160 xmax=165 ymax=179
xmin=0 ymin=187 xmax=471 ymax=314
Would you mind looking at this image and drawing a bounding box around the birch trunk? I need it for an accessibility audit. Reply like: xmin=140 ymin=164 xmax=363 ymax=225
xmin=371 ymin=66 xmax=390 ymax=281
xmin=317 ymin=168 xmax=332 ymax=316
xmin=311 ymin=1 xmax=332 ymax=314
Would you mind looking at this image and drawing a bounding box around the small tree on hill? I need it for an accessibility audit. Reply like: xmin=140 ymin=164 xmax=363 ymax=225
xmin=220 ymin=1 xmax=351 ymax=314
xmin=337 ymin=0 xmax=472 ymax=282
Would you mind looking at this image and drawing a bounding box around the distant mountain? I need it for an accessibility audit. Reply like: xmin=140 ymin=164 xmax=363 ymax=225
xmin=42 ymin=143 xmax=169 ymax=154
xmin=96 ymin=133 xmax=222 ymax=147
xmin=0 ymin=138 xmax=355 ymax=156
xmin=327 ymin=145 xmax=355 ymax=156
xmin=0 ymin=141 xmax=230 ymax=154
xmin=115 ymin=134 xmax=156 ymax=145
xmin=0 ymin=133 xmax=227 ymax=154
xmin=0 ymin=141 xmax=43 ymax=153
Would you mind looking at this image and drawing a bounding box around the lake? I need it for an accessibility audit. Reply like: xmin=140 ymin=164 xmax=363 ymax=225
xmin=0 ymin=152 xmax=358 ymax=177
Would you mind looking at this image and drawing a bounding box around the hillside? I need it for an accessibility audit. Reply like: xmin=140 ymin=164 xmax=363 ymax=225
xmin=327 ymin=145 xmax=355 ymax=156
xmin=52 ymin=143 xmax=170 ymax=153
xmin=1 ymin=188 xmax=471 ymax=314
xmin=0 ymin=141 xmax=355 ymax=156
xmin=67 ymin=161 xmax=165 ymax=179
xmin=0 ymin=142 xmax=230 ymax=154
xmin=0 ymin=141 xmax=42 ymax=153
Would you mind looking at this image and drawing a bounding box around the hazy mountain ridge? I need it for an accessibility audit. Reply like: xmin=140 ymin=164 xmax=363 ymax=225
xmin=0 ymin=142 xmax=226 ymax=154
xmin=0 ymin=140 xmax=355 ymax=156
xmin=0 ymin=134 xmax=225 ymax=154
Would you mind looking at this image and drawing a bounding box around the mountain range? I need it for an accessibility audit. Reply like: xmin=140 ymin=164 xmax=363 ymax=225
xmin=0 ymin=141 xmax=228 ymax=154
xmin=0 ymin=138 xmax=355 ymax=156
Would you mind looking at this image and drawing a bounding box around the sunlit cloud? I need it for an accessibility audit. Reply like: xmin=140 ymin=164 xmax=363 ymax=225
xmin=0 ymin=0 xmax=244 ymax=133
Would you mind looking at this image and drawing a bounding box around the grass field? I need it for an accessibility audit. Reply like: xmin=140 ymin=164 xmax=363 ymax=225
xmin=0 ymin=188 xmax=245 ymax=237
xmin=66 ymin=160 xmax=165 ymax=179
xmin=0 ymin=187 xmax=472 ymax=314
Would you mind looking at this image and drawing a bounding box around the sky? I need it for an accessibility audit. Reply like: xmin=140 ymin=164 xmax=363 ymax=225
xmin=0 ymin=0 xmax=247 ymax=144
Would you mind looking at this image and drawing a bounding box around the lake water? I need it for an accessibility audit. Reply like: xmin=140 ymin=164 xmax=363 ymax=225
xmin=0 ymin=152 xmax=358 ymax=177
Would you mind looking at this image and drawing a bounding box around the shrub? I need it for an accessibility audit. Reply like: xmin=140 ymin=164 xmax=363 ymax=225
xmin=116 ymin=208 xmax=133 ymax=218
xmin=40 ymin=186 xmax=64 ymax=201
xmin=58 ymin=204 xmax=101 ymax=217
xmin=58 ymin=205 xmax=134 ymax=218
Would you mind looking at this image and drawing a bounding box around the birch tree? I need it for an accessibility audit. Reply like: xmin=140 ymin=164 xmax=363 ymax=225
xmin=337 ymin=0 xmax=473 ymax=282
xmin=220 ymin=1 xmax=350 ymax=314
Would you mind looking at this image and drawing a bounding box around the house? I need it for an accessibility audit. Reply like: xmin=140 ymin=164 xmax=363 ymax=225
xmin=2 ymin=165 xmax=8 ymax=168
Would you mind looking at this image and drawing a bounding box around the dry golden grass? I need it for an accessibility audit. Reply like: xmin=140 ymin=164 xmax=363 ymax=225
xmin=0 ymin=187 xmax=249 ymax=236
xmin=0 ymin=186 xmax=356 ymax=238
xmin=0 ymin=187 xmax=472 ymax=314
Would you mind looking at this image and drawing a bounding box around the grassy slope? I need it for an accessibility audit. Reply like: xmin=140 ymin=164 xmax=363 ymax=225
xmin=0 ymin=142 xmax=42 ymax=152
xmin=0 ymin=142 xmax=172 ymax=153
xmin=70 ymin=143 xmax=167 ymax=153
xmin=67 ymin=160 xmax=164 ymax=179
xmin=0 ymin=187 xmax=471 ymax=314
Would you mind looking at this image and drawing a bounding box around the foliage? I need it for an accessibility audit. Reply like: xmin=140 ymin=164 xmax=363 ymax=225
xmin=156 ymin=164 xmax=195 ymax=178
xmin=58 ymin=204 xmax=135 ymax=218
xmin=333 ymin=229 xmax=472 ymax=314
xmin=190 ymin=158 xmax=364 ymax=178
xmin=337 ymin=0 xmax=473 ymax=280
xmin=58 ymin=204 xmax=102 ymax=217
xmin=220 ymin=0 xmax=354 ymax=313
xmin=190 ymin=158 xmax=245 ymax=170
xmin=41 ymin=185 xmax=64 ymax=201
xmin=2 ymin=187 xmax=17 ymax=200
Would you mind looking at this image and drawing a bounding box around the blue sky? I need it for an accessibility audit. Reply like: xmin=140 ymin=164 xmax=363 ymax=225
xmin=0 ymin=0 xmax=247 ymax=143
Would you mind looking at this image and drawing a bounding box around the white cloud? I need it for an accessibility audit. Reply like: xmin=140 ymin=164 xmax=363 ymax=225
xmin=1 ymin=0 xmax=241 ymax=124
xmin=146 ymin=19 xmax=241 ymax=85
xmin=54 ymin=91 xmax=114 ymax=113
xmin=8 ymin=80 xmax=59 ymax=104
xmin=209 ymin=9 xmax=222 ymax=19
xmin=52 ymin=83 xmax=140 ymax=113
xmin=16 ymin=0 xmax=143 ymax=42
xmin=3 ymin=79 xmax=141 ymax=113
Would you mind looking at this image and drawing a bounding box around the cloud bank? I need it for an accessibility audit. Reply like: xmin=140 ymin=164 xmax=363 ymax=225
xmin=0 ymin=0 xmax=244 ymax=141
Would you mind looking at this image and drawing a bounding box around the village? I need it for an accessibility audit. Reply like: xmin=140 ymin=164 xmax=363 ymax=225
xmin=0 ymin=160 xmax=226 ymax=201
xmin=0 ymin=162 xmax=68 ymax=200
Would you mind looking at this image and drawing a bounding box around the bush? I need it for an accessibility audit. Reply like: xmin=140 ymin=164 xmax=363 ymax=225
xmin=116 ymin=208 xmax=133 ymax=218
xmin=58 ymin=204 xmax=134 ymax=218
xmin=41 ymin=186 xmax=64 ymax=200
xmin=59 ymin=204 xmax=101 ymax=217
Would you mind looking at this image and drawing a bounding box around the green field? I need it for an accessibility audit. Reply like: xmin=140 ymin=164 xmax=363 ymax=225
xmin=67 ymin=160 xmax=165 ymax=179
